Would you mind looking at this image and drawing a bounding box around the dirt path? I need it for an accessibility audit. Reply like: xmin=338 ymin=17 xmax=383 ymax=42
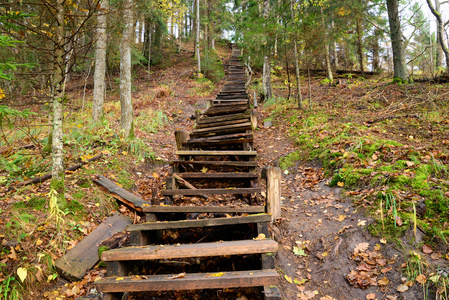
xmin=254 ymin=108 xmax=428 ymax=300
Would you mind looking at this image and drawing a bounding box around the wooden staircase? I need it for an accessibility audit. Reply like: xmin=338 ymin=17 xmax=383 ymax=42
xmin=95 ymin=45 xmax=281 ymax=299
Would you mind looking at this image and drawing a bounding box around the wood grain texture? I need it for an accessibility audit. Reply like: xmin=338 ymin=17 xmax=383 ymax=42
xmin=127 ymin=214 xmax=271 ymax=232
xmin=175 ymin=150 xmax=256 ymax=156
xmin=55 ymin=213 xmax=132 ymax=281
xmin=95 ymin=269 xmax=279 ymax=292
xmin=162 ymin=187 xmax=260 ymax=196
xmin=142 ymin=205 xmax=265 ymax=213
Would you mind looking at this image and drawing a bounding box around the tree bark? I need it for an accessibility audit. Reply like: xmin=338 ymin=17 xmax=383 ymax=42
xmin=435 ymin=0 xmax=443 ymax=70
xmin=386 ymin=0 xmax=408 ymax=81
xmin=332 ymin=20 xmax=338 ymax=69
xmin=426 ymin=0 xmax=449 ymax=71
xmin=356 ymin=17 xmax=365 ymax=76
xmin=290 ymin=0 xmax=302 ymax=109
xmin=51 ymin=0 xmax=67 ymax=209
xmin=120 ymin=0 xmax=134 ymax=138
xmin=92 ymin=0 xmax=108 ymax=123
xmin=321 ymin=7 xmax=333 ymax=81
xmin=262 ymin=0 xmax=272 ymax=100
xmin=196 ymin=0 xmax=201 ymax=75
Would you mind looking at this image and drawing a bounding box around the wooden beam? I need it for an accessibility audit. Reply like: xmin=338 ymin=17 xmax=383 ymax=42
xmin=175 ymin=130 xmax=189 ymax=150
xmin=175 ymin=150 xmax=256 ymax=156
xmin=142 ymin=205 xmax=266 ymax=213
xmin=191 ymin=122 xmax=252 ymax=134
xmin=127 ymin=214 xmax=271 ymax=232
xmin=55 ymin=213 xmax=132 ymax=281
xmin=172 ymin=173 xmax=208 ymax=200
xmin=171 ymin=160 xmax=257 ymax=167
xmin=102 ymin=239 xmax=278 ymax=261
xmin=175 ymin=172 xmax=258 ymax=179
xmin=95 ymin=269 xmax=279 ymax=293
xmin=265 ymin=167 xmax=281 ymax=222
xmin=162 ymin=187 xmax=260 ymax=196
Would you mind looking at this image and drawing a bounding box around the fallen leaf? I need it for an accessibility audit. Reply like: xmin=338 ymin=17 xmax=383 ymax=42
xmin=366 ymin=293 xmax=376 ymax=300
xmin=386 ymin=296 xmax=398 ymax=300
xmin=378 ymin=277 xmax=389 ymax=286
xmin=17 ymin=267 xmax=27 ymax=282
xmin=372 ymin=154 xmax=378 ymax=160
xmin=7 ymin=247 xmax=17 ymax=260
xmin=36 ymin=238 xmax=43 ymax=246
xmin=284 ymin=275 xmax=292 ymax=283
xmin=338 ymin=215 xmax=346 ymax=222
xmin=293 ymin=246 xmax=307 ymax=257
xmin=397 ymin=284 xmax=409 ymax=292
xmin=354 ymin=242 xmax=369 ymax=254
xmin=374 ymin=244 xmax=381 ymax=251
xmin=422 ymin=245 xmax=433 ymax=254
xmin=357 ymin=220 xmax=367 ymax=226
xmin=206 ymin=272 xmax=222 ymax=278
xmin=380 ymin=238 xmax=387 ymax=244
xmin=416 ymin=274 xmax=427 ymax=284
xmin=116 ymin=277 xmax=124 ymax=281
xmin=430 ymin=252 xmax=441 ymax=260
xmin=201 ymin=167 xmax=208 ymax=173
xmin=395 ymin=216 xmax=403 ymax=226
xmin=253 ymin=233 xmax=266 ymax=241
xmin=337 ymin=182 xmax=344 ymax=187
xmin=294 ymin=278 xmax=307 ymax=285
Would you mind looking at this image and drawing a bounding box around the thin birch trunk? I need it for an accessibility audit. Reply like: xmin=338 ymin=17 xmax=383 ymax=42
xmin=196 ymin=0 xmax=201 ymax=75
xmin=321 ymin=7 xmax=333 ymax=81
xmin=120 ymin=0 xmax=133 ymax=138
xmin=262 ymin=0 xmax=272 ymax=100
xmin=290 ymin=0 xmax=302 ymax=109
xmin=92 ymin=0 xmax=108 ymax=122
xmin=426 ymin=0 xmax=449 ymax=71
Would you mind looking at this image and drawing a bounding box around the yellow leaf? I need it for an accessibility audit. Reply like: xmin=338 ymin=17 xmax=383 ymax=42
xmin=284 ymin=275 xmax=292 ymax=283
xmin=122 ymin=151 xmax=128 ymax=155
xmin=380 ymin=238 xmax=387 ymax=244
xmin=209 ymin=272 xmax=224 ymax=277
xmin=36 ymin=238 xmax=43 ymax=246
xmin=116 ymin=277 xmax=124 ymax=281
xmin=337 ymin=182 xmax=344 ymax=187
xmin=17 ymin=267 xmax=27 ymax=282
xmin=338 ymin=215 xmax=346 ymax=221
xmin=416 ymin=274 xmax=427 ymax=284
xmin=378 ymin=276 xmax=389 ymax=286
xmin=374 ymin=244 xmax=381 ymax=251
xmin=201 ymin=167 xmax=208 ymax=173
xmin=253 ymin=233 xmax=266 ymax=241
xmin=322 ymin=251 xmax=328 ymax=257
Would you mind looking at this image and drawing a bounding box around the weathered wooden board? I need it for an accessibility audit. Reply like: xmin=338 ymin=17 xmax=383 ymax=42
xmin=162 ymin=187 xmax=260 ymax=196
xmin=187 ymin=133 xmax=252 ymax=142
xmin=55 ymin=213 xmax=132 ymax=281
xmin=170 ymin=160 xmax=257 ymax=167
xmin=127 ymin=214 xmax=271 ymax=232
xmin=195 ymin=118 xmax=249 ymax=129
xmin=185 ymin=137 xmax=253 ymax=147
xmin=176 ymin=172 xmax=258 ymax=179
xmin=102 ymin=239 xmax=278 ymax=261
xmin=94 ymin=175 xmax=149 ymax=211
xmin=95 ymin=269 xmax=278 ymax=293
xmin=175 ymin=150 xmax=256 ymax=156
xmin=142 ymin=205 xmax=266 ymax=213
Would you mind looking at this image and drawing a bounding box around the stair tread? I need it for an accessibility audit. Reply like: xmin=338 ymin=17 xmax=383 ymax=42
xmin=176 ymin=150 xmax=256 ymax=156
xmin=175 ymin=172 xmax=258 ymax=179
xmin=127 ymin=214 xmax=271 ymax=232
xmin=95 ymin=269 xmax=278 ymax=292
xmin=161 ymin=187 xmax=260 ymax=196
xmin=142 ymin=205 xmax=265 ymax=213
xmin=102 ymin=239 xmax=278 ymax=261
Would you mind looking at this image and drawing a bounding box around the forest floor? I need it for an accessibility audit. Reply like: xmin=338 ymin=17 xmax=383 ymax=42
xmin=1 ymin=43 xmax=449 ymax=299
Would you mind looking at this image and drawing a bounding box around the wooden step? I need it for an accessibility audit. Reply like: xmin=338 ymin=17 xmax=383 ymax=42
xmin=142 ymin=205 xmax=265 ymax=213
xmin=191 ymin=122 xmax=252 ymax=135
xmin=204 ymin=107 xmax=248 ymax=116
xmin=195 ymin=118 xmax=249 ymax=129
xmin=95 ymin=269 xmax=278 ymax=293
xmin=187 ymin=133 xmax=252 ymax=143
xmin=102 ymin=239 xmax=278 ymax=261
xmin=127 ymin=214 xmax=271 ymax=232
xmin=176 ymin=150 xmax=256 ymax=156
xmin=198 ymin=112 xmax=250 ymax=124
xmin=216 ymin=95 xmax=248 ymax=100
xmin=185 ymin=137 xmax=253 ymax=147
xmin=162 ymin=187 xmax=260 ymax=196
xmin=176 ymin=172 xmax=258 ymax=179
xmin=170 ymin=160 xmax=257 ymax=167
xmin=189 ymin=126 xmax=251 ymax=139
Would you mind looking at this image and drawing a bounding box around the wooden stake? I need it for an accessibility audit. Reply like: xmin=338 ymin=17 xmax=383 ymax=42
xmin=265 ymin=167 xmax=281 ymax=222
xmin=174 ymin=130 xmax=189 ymax=150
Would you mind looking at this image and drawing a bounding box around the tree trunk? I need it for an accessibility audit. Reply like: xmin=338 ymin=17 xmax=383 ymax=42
xmin=120 ymin=0 xmax=133 ymax=138
xmin=196 ymin=0 xmax=201 ymax=75
xmin=332 ymin=20 xmax=338 ymax=69
xmin=290 ymin=0 xmax=302 ymax=109
xmin=321 ymin=7 xmax=333 ymax=81
xmin=51 ymin=0 xmax=67 ymax=209
xmin=386 ymin=0 xmax=408 ymax=81
xmin=262 ymin=0 xmax=272 ymax=100
xmin=356 ymin=17 xmax=365 ymax=76
xmin=426 ymin=0 xmax=449 ymax=71
xmin=92 ymin=0 xmax=108 ymax=123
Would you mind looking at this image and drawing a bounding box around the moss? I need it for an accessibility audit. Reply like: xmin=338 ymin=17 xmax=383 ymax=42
xmin=13 ymin=196 xmax=46 ymax=211
xmin=98 ymin=246 xmax=110 ymax=267
xmin=50 ymin=177 xmax=67 ymax=211
xmin=68 ymin=200 xmax=85 ymax=214
xmin=73 ymin=191 xmax=86 ymax=200
xmin=279 ymin=151 xmax=301 ymax=170
xmin=18 ymin=213 xmax=36 ymax=223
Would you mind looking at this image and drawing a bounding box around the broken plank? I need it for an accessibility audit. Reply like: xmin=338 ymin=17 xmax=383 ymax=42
xmin=172 ymin=173 xmax=208 ymax=200
xmin=142 ymin=205 xmax=265 ymax=213
xmin=95 ymin=269 xmax=279 ymax=293
xmin=94 ymin=175 xmax=149 ymax=211
xmin=162 ymin=187 xmax=260 ymax=196
xmin=127 ymin=214 xmax=271 ymax=231
xmin=55 ymin=213 xmax=132 ymax=281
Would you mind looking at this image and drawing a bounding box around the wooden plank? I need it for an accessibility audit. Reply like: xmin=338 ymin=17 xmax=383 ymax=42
xmin=172 ymin=173 xmax=208 ymax=200
xmin=177 ymin=172 xmax=258 ymax=179
xmin=162 ymin=187 xmax=260 ymax=196
xmin=191 ymin=122 xmax=252 ymax=134
xmin=266 ymin=167 xmax=281 ymax=222
xmin=55 ymin=213 xmax=132 ymax=281
xmin=211 ymin=102 xmax=248 ymax=107
xmin=190 ymin=126 xmax=251 ymax=139
xmin=142 ymin=205 xmax=266 ymax=213
xmin=195 ymin=119 xmax=249 ymax=129
xmin=216 ymin=95 xmax=248 ymax=100
xmin=198 ymin=113 xmax=250 ymax=124
xmin=95 ymin=269 xmax=279 ymax=293
xmin=170 ymin=160 xmax=257 ymax=167
xmin=175 ymin=150 xmax=256 ymax=156
xmin=127 ymin=214 xmax=271 ymax=232
xmin=93 ymin=175 xmax=149 ymax=211
xmin=204 ymin=107 xmax=248 ymax=116
xmin=187 ymin=133 xmax=252 ymax=142
xmin=185 ymin=138 xmax=253 ymax=147
xmin=102 ymin=239 xmax=278 ymax=261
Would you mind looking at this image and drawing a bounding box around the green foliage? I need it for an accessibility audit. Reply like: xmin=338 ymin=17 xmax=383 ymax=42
xmin=201 ymin=50 xmax=225 ymax=83
xmin=137 ymin=110 xmax=168 ymax=134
